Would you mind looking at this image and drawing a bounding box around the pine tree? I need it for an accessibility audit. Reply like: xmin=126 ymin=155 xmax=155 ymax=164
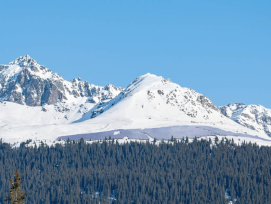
xmin=4 ymin=169 xmax=27 ymax=204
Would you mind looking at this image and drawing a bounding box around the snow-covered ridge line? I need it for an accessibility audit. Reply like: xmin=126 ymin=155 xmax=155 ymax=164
xmin=0 ymin=55 xmax=124 ymax=106
xmin=220 ymin=103 xmax=271 ymax=137
xmin=0 ymin=55 xmax=270 ymax=145
xmin=88 ymin=73 xmax=220 ymax=120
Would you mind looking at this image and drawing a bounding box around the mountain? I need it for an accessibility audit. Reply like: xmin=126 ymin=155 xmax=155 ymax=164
xmin=220 ymin=103 xmax=271 ymax=137
xmin=0 ymin=55 xmax=123 ymax=106
xmin=0 ymin=56 xmax=270 ymax=145
xmin=71 ymin=73 xmax=266 ymax=139
xmin=88 ymin=73 xmax=220 ymax=121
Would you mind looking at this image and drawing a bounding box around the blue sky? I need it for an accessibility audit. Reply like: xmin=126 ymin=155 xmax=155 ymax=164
xmin=0 ymin=1 xmax=270 ymax=108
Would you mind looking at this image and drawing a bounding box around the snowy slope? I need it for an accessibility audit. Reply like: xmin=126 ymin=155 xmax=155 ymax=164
xmin=220 ymin=103 xmax=271 ymax=137
xmin=89 ymin=73 xmax=220 ymax=121
xmin=74 ymin=74 xmax=267 ymax=137
xmin=1 ymin=73 xmax=269 ymax=145
xmin=0 ymin=56 xmax=270 ymax=145
xmin=0 ymin=100 xmax=95 ymax=127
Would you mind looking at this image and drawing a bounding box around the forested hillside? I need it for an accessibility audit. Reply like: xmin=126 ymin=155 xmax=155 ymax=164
xmin=0 ymin=138 xmax=271 ymax=204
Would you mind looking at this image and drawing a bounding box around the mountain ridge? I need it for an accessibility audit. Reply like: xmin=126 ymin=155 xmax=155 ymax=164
xmin=0 ymin=56 xmax=270 ymax=145
xmin=0 ymin=55 xmax=123 ymax=106
xmin=220 ymin=103 xmax=271 ymax=137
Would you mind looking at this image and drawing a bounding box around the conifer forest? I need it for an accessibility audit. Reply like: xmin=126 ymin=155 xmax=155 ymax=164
xmin=1 ymin=138 xmax=271 ymax=204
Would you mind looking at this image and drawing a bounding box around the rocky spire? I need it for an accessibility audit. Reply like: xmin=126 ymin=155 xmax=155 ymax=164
xmin=8 ymin=55 xmax=38 ymax=68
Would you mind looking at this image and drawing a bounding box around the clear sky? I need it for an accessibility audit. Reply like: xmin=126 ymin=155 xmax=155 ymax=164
xmin=0 ymin=0 xmax=270 ymax=108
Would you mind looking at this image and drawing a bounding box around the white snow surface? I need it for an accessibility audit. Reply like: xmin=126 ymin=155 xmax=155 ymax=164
xmin=1 ymin=72 xmax=270 ymax=146
xmin=1 ymin=56 xmax=270 ymax=145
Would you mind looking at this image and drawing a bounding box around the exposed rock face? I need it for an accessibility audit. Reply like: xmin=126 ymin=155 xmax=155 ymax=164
xmin=220 ymin=103 xmax=271 ymax=137
xmin=0 ymin=55 xmax=123 ymax=106
xmin=197 ymin=95 xmax=218 ymax=111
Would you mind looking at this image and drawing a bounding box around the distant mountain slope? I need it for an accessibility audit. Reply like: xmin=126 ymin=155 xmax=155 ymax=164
xmin=0 ymin=55 xmax=123 ymax=106
xmin=89 ymin=73 xmax=220 ymax=122
xmin=220 ymin=103 xmax=271 ymax=137
xmin=68 ymin=73 xmax=267 ymax=141
xmin=0 ymin=56 xmax=269 ymax=144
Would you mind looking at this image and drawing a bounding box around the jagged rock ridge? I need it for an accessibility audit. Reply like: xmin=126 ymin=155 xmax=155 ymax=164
xmin=0 ymin=55 xmax=123 ymax=106
xmin=220 ymin=103 xmax=271 ymax=137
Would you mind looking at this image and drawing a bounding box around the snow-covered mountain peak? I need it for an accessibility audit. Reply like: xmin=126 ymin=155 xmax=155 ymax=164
xmin=220 ymin=103 xmax=271 ymax=137
xmin=89 ymin=73 xmax=221 ymax=123
xmin=0 ymin=67 xmax=270 ymax=144
xmin=125 ymin=73 xmax=173 ymax=95
xmin=0 ymin=56 xmax=123 ymax=106
xmin=1 ymin=55 xmax=58 ymax=81
xmin=129 ymin=73 xmax=171 ymax=86
xmin=8 ymin=55 xmax=37 ymax=66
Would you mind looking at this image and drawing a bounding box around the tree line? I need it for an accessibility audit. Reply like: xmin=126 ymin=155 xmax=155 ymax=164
xmin=0 ymin=137 xmax=271 ymax=203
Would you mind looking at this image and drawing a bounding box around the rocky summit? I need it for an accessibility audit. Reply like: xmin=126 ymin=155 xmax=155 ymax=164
xmin=0 ymin=55 xmax=123 ymax=106
xmin=220 ymin=103 xmax=271 ymax=137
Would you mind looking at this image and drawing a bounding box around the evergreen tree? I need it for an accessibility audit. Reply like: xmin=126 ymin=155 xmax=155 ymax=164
xmin=4 ymin=169 xmax=27 ymax=204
